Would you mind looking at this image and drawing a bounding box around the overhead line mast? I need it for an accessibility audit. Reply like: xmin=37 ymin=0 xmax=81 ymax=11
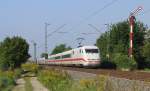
xmin=129 ymin=6 xmax=143 ymax=58
xmin=45 ymin=23 xmax=50 ymax=56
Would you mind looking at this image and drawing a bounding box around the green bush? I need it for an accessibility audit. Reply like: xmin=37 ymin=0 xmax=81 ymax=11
xmin=112 ymin=53 xmax=137 ymax=70
xmin=37 ymin=69 xmax=72 ymax=91
xmin=0 ymin=71 xmax=16 ymax=91
xmin=100 ymin=59 xmax=116 ymax=69
xmin=14 ymin=69 xmax=23 ymax=79
xmin=21 ymin=63 xmax=39 ymax=74
xmin=0 ymin=36 xmax=30 ymax=70
xmin=142 ymin=42 xmax=150 ymax=68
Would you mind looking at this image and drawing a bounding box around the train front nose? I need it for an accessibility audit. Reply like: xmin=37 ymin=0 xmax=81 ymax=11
xmin=83 ymin=48 xmax=100 ymax=67
xmin=84 ymin=60 xmax=100 ymax=67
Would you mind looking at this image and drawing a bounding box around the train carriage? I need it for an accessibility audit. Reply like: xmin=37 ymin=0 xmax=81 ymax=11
xmin=47 ymin=46 xmax=101 ymax=67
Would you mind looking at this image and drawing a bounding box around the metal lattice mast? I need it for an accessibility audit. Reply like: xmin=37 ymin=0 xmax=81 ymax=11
xmin=45 ymin=23 xmax=50 ymax=55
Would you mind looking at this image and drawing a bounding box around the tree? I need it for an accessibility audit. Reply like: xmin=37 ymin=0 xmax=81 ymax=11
xmin=96 ymin=21 xmax=130 ymax=61
xmin=51 ymin=44 xmax=72 ymax=55
xmin=142 ymin=42 xmax=150 ymax=68
xmin=40 ymin=53 xmax=48 ymax=59
xmin=145 ymin=29 xmax=150 ymax=42
xmin=142 ymin=29 xmax=150 ymax=68
xmin=0 ymin=36 xmax=30 ymax=70
xmin=96 ymin=20 xmax=147 ymax=68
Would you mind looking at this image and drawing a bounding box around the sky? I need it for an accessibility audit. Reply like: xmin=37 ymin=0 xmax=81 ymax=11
xmin=0 ymin=0 xmax=150 ymax=58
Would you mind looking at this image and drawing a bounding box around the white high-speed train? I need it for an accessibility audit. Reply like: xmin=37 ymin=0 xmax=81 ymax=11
xmin=39 ymin=46 xmax=101 ymax=67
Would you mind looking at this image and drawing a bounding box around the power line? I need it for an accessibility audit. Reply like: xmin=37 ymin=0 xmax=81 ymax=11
xmin=85 ymin=0 xmax=119 ymax=20
xmin=68 ymin=0 xmax=119 ymax=34
xmin=38 ymin=0 xmax=119 ymax=53
xmin=88 ymin=24 xmax=101 ymax=33
xmin=81 ymin=32 xmax=98 ymax=35
xmin=47 ymin=24 xmax=66 ymax=38
xmin=37 ymin=24 xmax=66 ymax=50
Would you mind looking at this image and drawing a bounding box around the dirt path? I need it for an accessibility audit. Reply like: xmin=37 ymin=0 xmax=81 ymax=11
xmin=30 ymin=77 xmax=49 ymax=91
xmin=12 ymin=77 xmax=49 ymax=91
xmin=12 ymin=78 xmax=25 ymax=91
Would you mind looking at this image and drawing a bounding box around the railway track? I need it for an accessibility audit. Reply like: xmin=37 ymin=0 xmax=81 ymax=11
xmin=43 ymin=65 xmax=150 ymax=81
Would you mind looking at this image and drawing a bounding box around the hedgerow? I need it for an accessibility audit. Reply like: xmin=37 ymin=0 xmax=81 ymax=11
xmin=112 ymin=53 xmax=137 ymax=70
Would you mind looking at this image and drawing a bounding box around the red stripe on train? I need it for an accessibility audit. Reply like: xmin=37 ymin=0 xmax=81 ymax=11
xmin=47 ymin=58 xmax=86 ymax=62
xmin=47 ymin=58 xmax=100 ymax=63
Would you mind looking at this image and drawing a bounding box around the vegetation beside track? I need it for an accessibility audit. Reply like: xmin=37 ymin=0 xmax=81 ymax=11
xmin=37 ymin=67 xmax=150 ymax=91
xmin=0 ymin=36 xmax=30 ymax=91
xmin=37 ymin=69 xmax=72 ymax=91
xmin=0 ymin=69 xmax=22 ymax=91
xmin=96 ymin=21 xmax=150 ymax=69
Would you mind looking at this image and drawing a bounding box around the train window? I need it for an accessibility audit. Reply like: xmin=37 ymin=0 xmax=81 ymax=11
xmin=85 ymin=49 xmax=98 ymax=53
xmin=62 ymin=54 xmax=71 ymax=58
xmin=55 ymin=56 xmax=61 ymax=59
xmin=50 ymin=57 xmax=55 ymax=60
xmin=80 ymin=49 xmax=81 ymax=53
xmin=80 ymin=49 xmax=83 ymax=53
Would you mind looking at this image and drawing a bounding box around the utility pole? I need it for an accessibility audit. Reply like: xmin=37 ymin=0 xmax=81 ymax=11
xmin=31 ymin=41 xmax=37 ymax=64
xmin=33 ymin=42 xmax=37 ymax=63
xmin=105 ymin=24 xmax=110 ymax=59
xmin=45 ymin=23 xmax=50 ymax=56
xmin=129 ymin=6 xmax=142 ymax=58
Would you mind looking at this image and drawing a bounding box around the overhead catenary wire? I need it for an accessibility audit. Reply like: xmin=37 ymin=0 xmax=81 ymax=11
xmin=43 ymin=0 xmax=119 ymax=43
xmin=67 ymin=0 xmax=120 ymax=34
xmin=37 ymin=24 xmax=66 ymax=49
xmin=84 ymin=0 xmax=119 ymax=21
xmin=88 ymin=24 xmax=102 ymax=33
xmin=47 ymin=24 xmax=66 ymax=38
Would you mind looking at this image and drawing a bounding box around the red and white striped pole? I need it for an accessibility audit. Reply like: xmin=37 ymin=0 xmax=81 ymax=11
xmin=128 ymin=6 xmax=142 ymax=58
xmin=129 ymin=15 xmax=135 ymax=58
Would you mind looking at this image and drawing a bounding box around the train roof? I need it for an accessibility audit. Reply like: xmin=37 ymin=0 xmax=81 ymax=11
xmin=79 ymin=46 xmax=98 ymax=49
xmin=49 ymin=45 xmax=98 ymax=57
xmin=73 ymin=45 xmax=98 ymax=50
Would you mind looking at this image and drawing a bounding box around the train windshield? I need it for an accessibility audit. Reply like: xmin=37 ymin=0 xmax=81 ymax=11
xmin=85 ymin=49 xmax=98 ymax=53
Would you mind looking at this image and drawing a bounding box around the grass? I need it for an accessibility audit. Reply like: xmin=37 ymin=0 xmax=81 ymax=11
xmin=70 ymin=75 xmax=108 ymax=91
xmin=37 ymin=69 xmax=109 ymax=91
xmin=37 ymin=69 xmax=72 ymax=91
xmin=37 ymin=69 xmax=150 ymax=91
xmin=21 ymin=64 xmax=150 ymax=91
xmin=24 ymin=77 xmax=33 ymax=91
xmin=0 ymin=70 xmax=19 ymax=91
xmin=144 ymin=68 xmax=150 ymax=72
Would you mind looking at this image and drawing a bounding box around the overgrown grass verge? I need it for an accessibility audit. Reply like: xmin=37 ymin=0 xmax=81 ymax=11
xmin=21 ymin=64 xmax=150 ymax=91
xmin=21 ymin=63 xmax=39 ymax=76
xmin=69 ymin=75 xmax=108 ymax=91
xmin=144 ymin=68 xmax=150 ymax=72
xmin=24 ymin=77 xmax=33 ymax=91
xmin=37 ymin=69 xmax=109 ymax=91
xmin=37 ymin=69 xmax=72 ymax=91
xmin=0 ymin=69 xmax=22 ymax=91
xmin=37 ymin=69 xmax=150 ymax=91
